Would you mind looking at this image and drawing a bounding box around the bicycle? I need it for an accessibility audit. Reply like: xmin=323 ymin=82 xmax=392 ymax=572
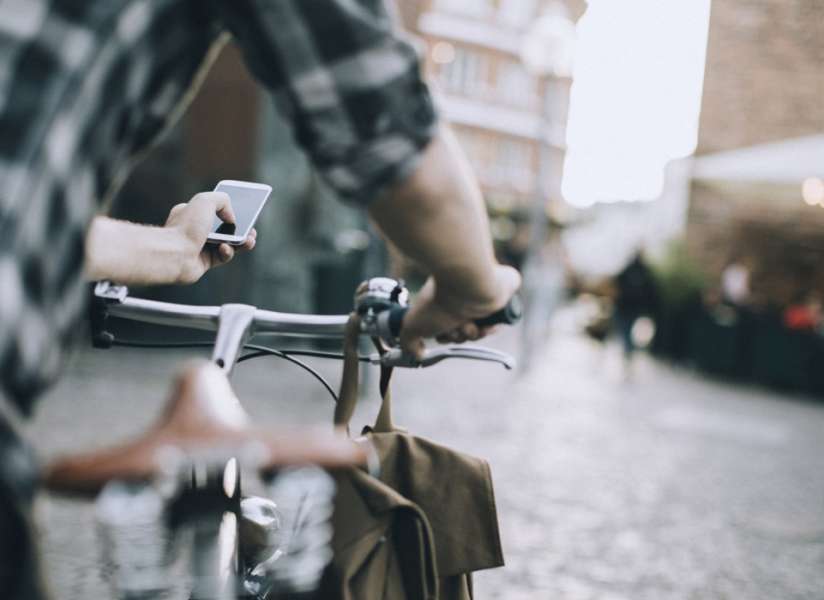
xmin=44 ymin=278 xmax=521 ymax=599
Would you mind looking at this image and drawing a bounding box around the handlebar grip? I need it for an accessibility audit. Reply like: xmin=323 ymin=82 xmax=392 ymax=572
xmin=385 ymin=294 xmax=523 ymax=339
xmin=473 ymin=294 xmax=523 ymax=328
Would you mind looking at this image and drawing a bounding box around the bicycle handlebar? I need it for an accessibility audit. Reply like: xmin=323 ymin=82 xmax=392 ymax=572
xmin=105 ymin=295 xmax=350 ymax=338
xmin=94 ymin=281 xmax=520 ymax=373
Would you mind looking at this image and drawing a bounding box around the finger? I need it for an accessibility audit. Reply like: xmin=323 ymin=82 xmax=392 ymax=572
xmin=203 ymin=244 xmax=221 ymax=271
xmin=495 ymin=265 xmax=523 ymax=305
xmin=240 ymin=228 xmax=257 ymax=251
xmin=447 ymin=329 xmax=467 ymax=344
xmin=460 ymin=322 xmax=481 ymax=341
xmin=398 ymin=278 xmax=455 ymax=341
xmin=193 ymin=191 xmax=235 ymax=224
xmin=477 ymin=325 xmax=498 ymax=338
xmin=400 ymin=335 xmax=425 ymax=360
xmin=218 ymin=243 xmax=235 ymax=264
xmin=212 ymin=191 xmax=236 ymax=224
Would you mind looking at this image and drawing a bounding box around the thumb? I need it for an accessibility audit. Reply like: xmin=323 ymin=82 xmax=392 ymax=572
xmin=493 ymin=264 xmax=522 ymax=308
xmin=400 ymin=332 xmax=426 ymax=360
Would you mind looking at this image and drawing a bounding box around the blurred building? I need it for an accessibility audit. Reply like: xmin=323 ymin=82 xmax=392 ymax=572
xmin=686 ymin=0 xmax=824 ymax=306
xmin=395 ymin=0 xmax=427 ymax=30
xmin=413 ymin=0 xmax=585 ymax=226
xmin=113 ymin=1 xmax=594 ymax=311
xmin=696 ymin=0 xmax=824 ymax=155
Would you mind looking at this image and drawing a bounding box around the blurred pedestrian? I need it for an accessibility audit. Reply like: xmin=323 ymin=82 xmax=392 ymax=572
xmin=721 ymin=256 xmax=751 ymax=307
xmin=613 ymin=251 xmax=659 ymax=374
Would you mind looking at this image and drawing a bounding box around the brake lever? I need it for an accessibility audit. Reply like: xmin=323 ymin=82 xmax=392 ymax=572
xmin=94 ymin=280 xmax=129 ymax=303
xmin=372 ymin=346 xmax=516 ymax=370
xmin=91 ymin=281 xmax=130 ymax=348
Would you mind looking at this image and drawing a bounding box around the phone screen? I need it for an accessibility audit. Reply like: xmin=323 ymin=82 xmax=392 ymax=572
xmin=211 ymin=183 xmax=269 ymax=240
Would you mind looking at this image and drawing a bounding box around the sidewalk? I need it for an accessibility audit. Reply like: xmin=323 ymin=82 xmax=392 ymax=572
xmin=29 ymin=325 xmax=824 ymax=599
xmin=393 ymin=329 xmax=824 ymax=600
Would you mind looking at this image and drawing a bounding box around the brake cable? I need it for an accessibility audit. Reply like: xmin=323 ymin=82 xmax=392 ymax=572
xmin=237 ymin=344 xmax=338 ymax=403
xmin=109 ymin=339 xmax=372 ymax=404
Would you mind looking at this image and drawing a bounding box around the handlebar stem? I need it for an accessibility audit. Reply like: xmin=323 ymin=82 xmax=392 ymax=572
xmin=213 ymin=304 xmax=257 ymax=375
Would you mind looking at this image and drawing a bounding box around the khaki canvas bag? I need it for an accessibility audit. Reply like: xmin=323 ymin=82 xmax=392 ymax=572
xmin=321 ymin=315 xmax=504 ymax=600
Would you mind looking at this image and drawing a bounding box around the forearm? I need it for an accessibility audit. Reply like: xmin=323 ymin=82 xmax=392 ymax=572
xmin=368 ymin=128 xmax=499 ymax=310
xmin=84 ymin=216 xmax=188 ymax=285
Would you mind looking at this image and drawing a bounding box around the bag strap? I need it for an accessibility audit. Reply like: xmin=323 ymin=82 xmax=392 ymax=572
xmin=334 ymin=313 xmax=396 ymax=434
xmin=372 ymin=341 xmax=395 ymax=434
xmin=333 ymin=313 xmax=361 ymax=434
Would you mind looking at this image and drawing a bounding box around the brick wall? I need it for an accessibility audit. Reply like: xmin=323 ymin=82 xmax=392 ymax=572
xmin=696 ymin=0 xmax=824 ymax=154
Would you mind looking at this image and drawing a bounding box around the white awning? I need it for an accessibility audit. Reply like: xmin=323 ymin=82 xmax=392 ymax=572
xmin=693 ymin=135 xmax=824 ymax=184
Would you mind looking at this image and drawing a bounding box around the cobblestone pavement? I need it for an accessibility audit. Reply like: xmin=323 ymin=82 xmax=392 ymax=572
xmin=27 ymin=324 xmax=824 ymax=600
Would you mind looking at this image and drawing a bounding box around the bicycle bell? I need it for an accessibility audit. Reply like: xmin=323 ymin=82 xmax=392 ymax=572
xmin=354 ymin=278 xmax=409 ymax=342
xmin=354 ymin=278 xmax=409 ymax=315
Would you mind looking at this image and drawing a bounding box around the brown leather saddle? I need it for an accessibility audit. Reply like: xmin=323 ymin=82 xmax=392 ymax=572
xmin=44 ymin=360 xmax=365 ymax=496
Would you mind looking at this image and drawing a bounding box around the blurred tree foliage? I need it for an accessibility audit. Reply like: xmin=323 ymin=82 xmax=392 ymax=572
xmin=649 ymin=239 xmax=708 ymax=360
xmin=651 ymin=239 xmax=708 ymax=309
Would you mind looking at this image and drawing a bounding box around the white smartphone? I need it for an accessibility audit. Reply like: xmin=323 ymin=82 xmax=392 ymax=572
xmin=207 ymin=180 xmax=271 ymax=245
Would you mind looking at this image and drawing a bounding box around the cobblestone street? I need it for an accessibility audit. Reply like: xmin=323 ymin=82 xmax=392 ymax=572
xmin=28 ymin=324 xmax=824 ymax=599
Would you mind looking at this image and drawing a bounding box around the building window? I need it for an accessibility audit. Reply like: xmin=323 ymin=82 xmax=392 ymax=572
xmin=455 ymin=129 xmax=485 ymax=170
xmin=544 ymin=79 xmax=570 ymax=138
xmin=497 ymin=0 xmax=538 ymax=28
xmin=438 ymin=47 xmax=489 ymax=97
xmin=496 ymin=60 xmax=536 ymax=109
xmin=497 ymin=138 xmax=534 ymax=193
xmin=434 ymin=0 xmax=494 ymax=19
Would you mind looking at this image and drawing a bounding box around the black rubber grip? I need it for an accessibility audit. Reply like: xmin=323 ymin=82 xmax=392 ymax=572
xmin=387 ymin=294 xmax=523 ymax=338
xmin=474 ymin=294 xmax=523 ymax=328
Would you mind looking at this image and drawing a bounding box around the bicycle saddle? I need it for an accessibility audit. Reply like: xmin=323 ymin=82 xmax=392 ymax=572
xmin=45 ymin=360 xmax=365 ymax=496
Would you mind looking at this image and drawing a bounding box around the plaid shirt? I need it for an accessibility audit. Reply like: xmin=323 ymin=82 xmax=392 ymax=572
xmin=0 ymin=0 xmax=437 ymax=415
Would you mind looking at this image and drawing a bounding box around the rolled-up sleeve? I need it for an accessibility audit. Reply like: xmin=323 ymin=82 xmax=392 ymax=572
xmin=218 ymin=0 xmax=438 ymax=205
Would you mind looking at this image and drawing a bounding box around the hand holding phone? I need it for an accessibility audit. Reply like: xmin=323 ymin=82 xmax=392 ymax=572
xmin=207 ymin=180 xmax=271 ymax=245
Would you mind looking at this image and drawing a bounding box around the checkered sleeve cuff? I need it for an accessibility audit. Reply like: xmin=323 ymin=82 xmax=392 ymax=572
xmin=310 ymin=55 xmax=438 ymax=205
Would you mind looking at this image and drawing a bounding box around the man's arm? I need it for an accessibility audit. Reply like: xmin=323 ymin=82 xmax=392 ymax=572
xmin=369 ymin=129 xmax=521 ymax=355
xmin=84 ymin=192 xmax=256 ymax=285
xmin=220 ymin=2 xmax=518 ymax=353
